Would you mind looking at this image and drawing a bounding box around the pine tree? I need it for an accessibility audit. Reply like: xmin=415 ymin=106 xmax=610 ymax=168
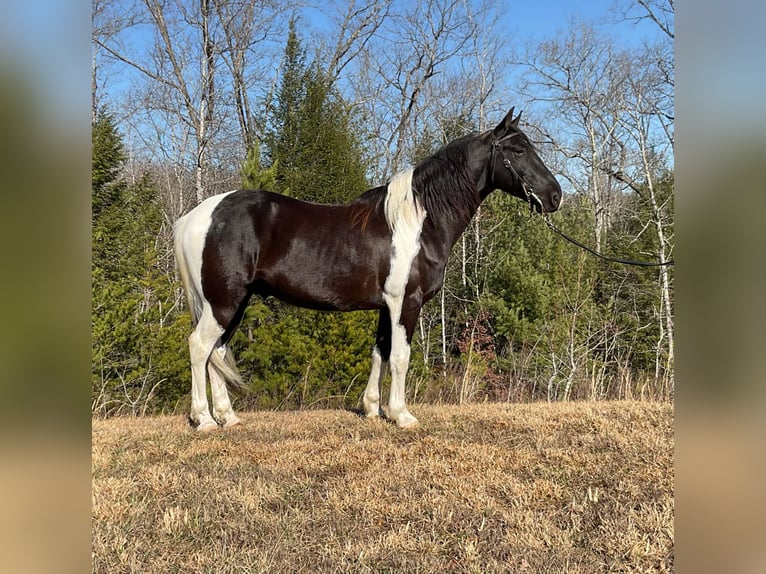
xmin=91 ymin=110 xmax=126 ymax=222
xmin=265 ymin=17 xmax=306 ymax=194
xmin=92 ymin=112 xmax=189 ymax=416
xmin=241 ymin=142 xmax=278 ymax=191
xmin=263 ymin=21 xmax=367 ymax=202
xmin=293 ymin=64 xmax=368 ymax=203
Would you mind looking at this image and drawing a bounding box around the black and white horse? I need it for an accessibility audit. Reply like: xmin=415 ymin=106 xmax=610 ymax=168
xmin=174 ymin=107 xmax=561 ymax=430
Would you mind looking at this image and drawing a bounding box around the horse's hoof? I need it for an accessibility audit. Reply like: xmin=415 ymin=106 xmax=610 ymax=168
xmin=223 ymin=417 xmax=243 ymax=429
xmin=197 ymin=420 xmax=219 ymax=433
xmin=395 ymin=412 xmax=420 ymax=429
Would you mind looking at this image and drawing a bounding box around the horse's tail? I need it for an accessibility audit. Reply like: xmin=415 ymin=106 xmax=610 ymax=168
xmin=208 ymin=347 xmax=248 ymax=394
xmin=173 ymin=214 xmax=203 ymax=324
xmin=174 ymin=213 xmax=248 ymax=395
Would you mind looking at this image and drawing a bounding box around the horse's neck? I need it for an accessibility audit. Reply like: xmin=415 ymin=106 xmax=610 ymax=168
xmin=419 ymin=140 xmax=494 ymax=250
xmin=423 ymin=193 xmax=484 ymax=256
xmin=444 ymin=169 xmax=494 ymax=246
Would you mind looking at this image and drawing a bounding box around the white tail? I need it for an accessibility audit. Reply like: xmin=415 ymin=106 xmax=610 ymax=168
xmin=174 ymin=205 xmax=246 ymax=395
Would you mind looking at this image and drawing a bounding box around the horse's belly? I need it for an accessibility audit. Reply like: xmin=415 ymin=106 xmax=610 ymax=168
xmin=259 ymin=259 xmax=385 ymax=311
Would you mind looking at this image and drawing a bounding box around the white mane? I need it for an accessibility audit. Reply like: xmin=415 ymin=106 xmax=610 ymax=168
xmin=383 ymin=168 xmax=425 ymax=232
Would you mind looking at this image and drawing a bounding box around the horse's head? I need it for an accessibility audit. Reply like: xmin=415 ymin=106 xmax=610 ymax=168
xmin=488 ymin=107 xmax=562 ymax=213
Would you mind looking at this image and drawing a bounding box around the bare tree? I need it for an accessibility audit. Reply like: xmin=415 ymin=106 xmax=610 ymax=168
xmin=213 ymin=0 xmax=283 ymax=149
xmin=519 ymin=23 xmax=628 ymax=251
xmin=93 ymin=0 xmax=291 ymax=206
xmin=622 ymin=0 xmax=674 ymax=39
xmin=93 ymin=0 xmax=215 ymax=202
xmin=92 ymin=0 xmax=146 ymax=122
xmin=340 ymin=0 xmax=483 ymax=176
xmin=606 ymin=52 xmax=674 ymax=386
xmin=614 ymin=0 xmax=675 ymax=385
xmin=617 ymin=1 xmax=674 ymax=148
xmin=518 ymin=15 xmax=674 ymax=390
xmin=324 ymin=0 xmax=392 ymax=85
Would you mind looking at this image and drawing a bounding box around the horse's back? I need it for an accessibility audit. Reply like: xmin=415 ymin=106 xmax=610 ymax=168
xmin=185 ymin=189 xmax=391 ymax=312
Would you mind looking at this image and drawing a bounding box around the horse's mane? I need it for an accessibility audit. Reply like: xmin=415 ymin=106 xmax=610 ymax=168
xmin=349 ymin=184 xmax=387 ymax=231
xmin=411 ymin=134 xmax=480 ymax=223
xmin=349 ymin=133 xmax=481 ymax=231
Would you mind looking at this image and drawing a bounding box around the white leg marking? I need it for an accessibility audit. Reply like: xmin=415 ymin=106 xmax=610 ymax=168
xmin=381 ymin=168 xmax=426 ymax=428
xmin=188 ymin=305 xmax=224 ymax=431
xmin=384 ymin=298 xmax=419 ymax=428
xmin=209 ymin=346 xmax=241 ymax=427
xmin=363 ymin=347 xmax=386 ymax=417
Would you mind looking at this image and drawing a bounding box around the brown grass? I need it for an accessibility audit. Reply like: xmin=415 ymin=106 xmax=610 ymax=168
xmin=92 ymin=401 xmax=673 ymax=573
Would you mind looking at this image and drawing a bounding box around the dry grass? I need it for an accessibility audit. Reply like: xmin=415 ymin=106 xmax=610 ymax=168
xmin=92 ymin=401 xmax=673 ymax=573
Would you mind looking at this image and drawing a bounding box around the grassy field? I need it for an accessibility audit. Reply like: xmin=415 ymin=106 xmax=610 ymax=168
xmin=92 ymin=401 xmax=673 ymax=573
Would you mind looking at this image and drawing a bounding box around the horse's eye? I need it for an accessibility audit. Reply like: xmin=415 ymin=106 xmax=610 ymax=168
xmin=512 ymin=147 xmax=526 ymax=156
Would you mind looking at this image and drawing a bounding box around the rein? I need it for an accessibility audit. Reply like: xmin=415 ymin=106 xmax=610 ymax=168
xmin=540 ymin=215 xmax=675 ymax=267
xmin=490 ymin=134 xmax=675 ymax=268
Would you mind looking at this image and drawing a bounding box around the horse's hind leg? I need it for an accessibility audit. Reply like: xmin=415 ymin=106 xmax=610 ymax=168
xmin=362 ymin=348 xmax=386 ymax=418
xmin=208 ymin=346 xmax=242 ymax=428
xmin=188 ymin=305 xmax=225 ymax=431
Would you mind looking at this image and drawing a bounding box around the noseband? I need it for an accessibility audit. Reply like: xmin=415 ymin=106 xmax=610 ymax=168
xmin=490 ymin=133 xmax=544 ymax=213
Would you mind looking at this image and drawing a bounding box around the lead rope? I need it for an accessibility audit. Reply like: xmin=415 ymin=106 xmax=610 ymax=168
xmin=540 ymin=211 xmax=675 ymax=267
xmin=493 ymin=136 xmax=674 ymax=268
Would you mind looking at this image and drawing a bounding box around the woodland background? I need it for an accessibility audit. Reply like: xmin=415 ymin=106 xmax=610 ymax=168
xmin=91 ymin=0 xmax=674 ymax=416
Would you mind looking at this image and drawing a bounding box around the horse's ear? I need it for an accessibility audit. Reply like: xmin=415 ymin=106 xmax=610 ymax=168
xmin=511 ymin=109 xmax=522 ymax=126
xmin=493 ymin=107 xmax=517 ymax=137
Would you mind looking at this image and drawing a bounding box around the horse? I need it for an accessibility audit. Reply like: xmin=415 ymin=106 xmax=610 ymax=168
xmin=174 ymin=107 xmax=562 ymax=431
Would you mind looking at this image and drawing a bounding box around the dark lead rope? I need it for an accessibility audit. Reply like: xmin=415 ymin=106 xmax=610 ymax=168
xmin=541 ymin=215 xmax=675 ymax=267
xmin=491 ymin=133 xmax=674 ymax=268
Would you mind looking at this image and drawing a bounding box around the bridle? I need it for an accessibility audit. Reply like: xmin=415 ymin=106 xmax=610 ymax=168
xmin=490 ymin=132 xmax=544 ymax=214
xmin=489 ymin=132 xmax=675 ymax=268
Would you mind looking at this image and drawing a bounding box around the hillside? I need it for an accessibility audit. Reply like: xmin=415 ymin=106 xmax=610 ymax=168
xmin=92 ymin=401 xmax=673 ymax=573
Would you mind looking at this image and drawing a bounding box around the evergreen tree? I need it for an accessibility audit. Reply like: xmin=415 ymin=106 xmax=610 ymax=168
xmin=241 ymin=142 xmax=278 ymax=191
xmin=263 ymin=21 xmax=367 ymax=202
xmin=265 ymin=17 xmax=306 ymax=193
xmin=91 ymin=110 xmax=126 ymax=220
xmin=92 ymin=112 xmax=189 ymax=416
xmin=293 ymin=64 xmax=368 ymax=203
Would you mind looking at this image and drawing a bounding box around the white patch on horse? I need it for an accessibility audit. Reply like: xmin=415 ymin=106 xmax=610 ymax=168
xmin=383 ymin=169 xmax=425 ymax=297
xmin=174 ymin=190 xmax=237 ymax=314
xmin=380 ymin=168 xmax=426 ymax=427
xmin=174 ymin=190 xmax=239 ymax=430
xmin=363 ymin=346 xmax=385 ymax=418
xmin=384 ymin=168 xmax=423 ymax=235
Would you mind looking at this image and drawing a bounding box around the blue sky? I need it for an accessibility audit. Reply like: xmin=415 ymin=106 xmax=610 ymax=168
xmin=2 ymin=0 xmax=666 ymax=132
xmin=90 ymin=0 xmax=659 ymax=113
xmin=86 ymin=0 xmax=671 ymax=166
xmin=305 ymin=0 xmax=661 ymax=53
xmin=498 ymin=0 xmax=624 ymax=40
xmin=497 ymin=0 xmax=667 ymax=48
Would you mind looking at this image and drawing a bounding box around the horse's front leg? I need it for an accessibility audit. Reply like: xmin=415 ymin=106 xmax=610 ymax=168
xmin=383 ymin=293 xmax=421 ymax=429
xmin=363 ymin=307 xmax=390 ymax=419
